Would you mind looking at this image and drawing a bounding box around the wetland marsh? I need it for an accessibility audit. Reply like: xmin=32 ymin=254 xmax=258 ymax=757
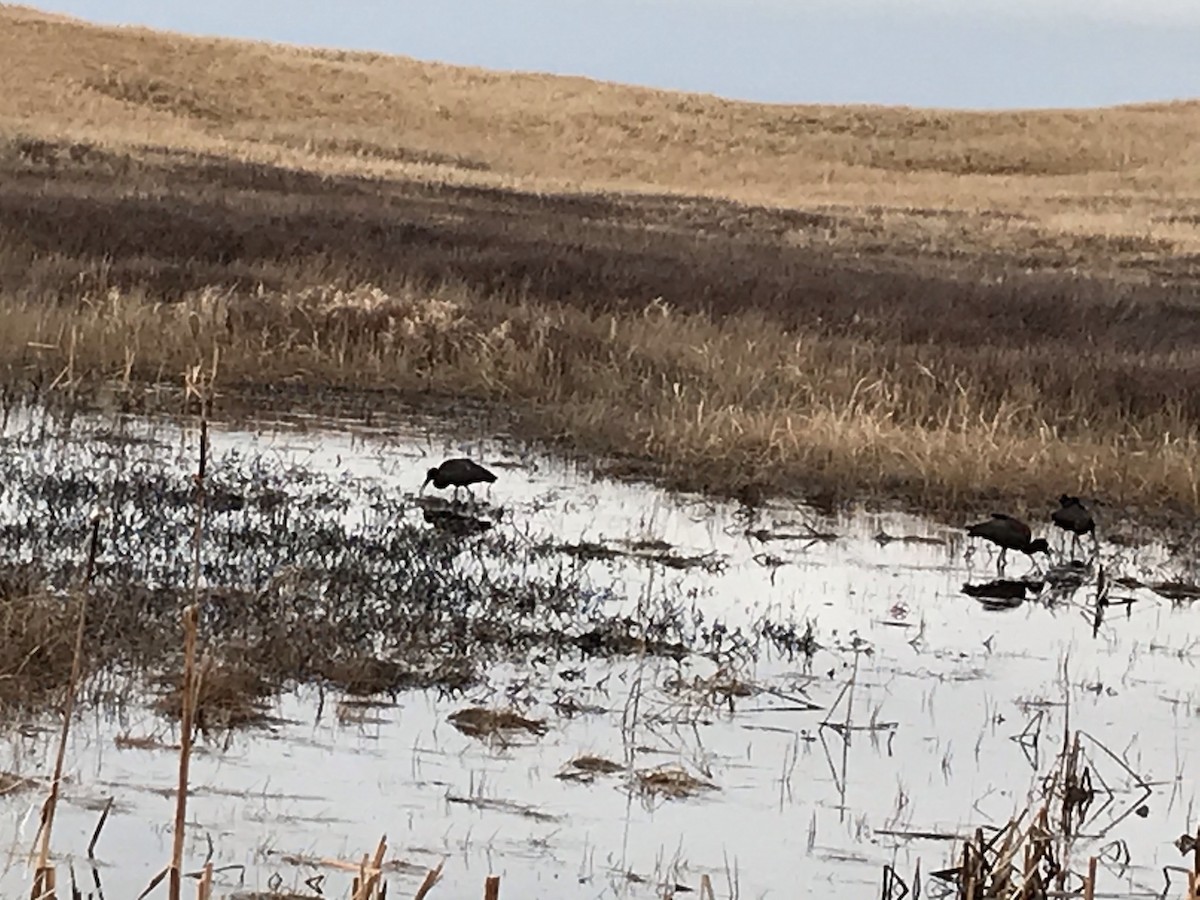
xmin=1 ymin=405 xmax=1198 ymax=899
xmin=3 ymin=8 xmax=1200 ymax=898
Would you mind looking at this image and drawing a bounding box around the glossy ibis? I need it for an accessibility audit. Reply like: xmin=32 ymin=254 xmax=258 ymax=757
xmin=966 ymin=513 xmax=1050 ymax=571
xmin=422 ymin=457 xmax=497 ymax=500
xmin=1051 ymin=494 xmax=1096 ymax=556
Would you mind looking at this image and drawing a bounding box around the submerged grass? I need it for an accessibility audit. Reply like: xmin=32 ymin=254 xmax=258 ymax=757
xmin=0 ymin=410 xmax=751 ymax=720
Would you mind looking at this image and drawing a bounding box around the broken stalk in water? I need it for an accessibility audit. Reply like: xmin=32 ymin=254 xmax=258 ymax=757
xmin=29 ymin=511 xmax=101 ymax=900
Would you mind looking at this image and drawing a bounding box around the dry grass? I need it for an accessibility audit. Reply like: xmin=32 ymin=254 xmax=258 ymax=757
xmin=2 ymin=4 xmax=1199 ymax=262
xmin=0 ymin=589 xmax=81 ymax=716
xmin=8 ymin=279 xmax=1200 ymax=520
xmin=0 ymin=771 xmax=41 ymax=796
xmin=447 ymin=707 xmax=548 ymax=740
xmin=635 ymin=766 xmax=718 ymax=800
xmin=154 ymin=661 xmax=276 ymax=735
xmin=2 ymin=7 xmax=1200 ymax=521
xmin=557 ymin=755 xmax=624 ymax=783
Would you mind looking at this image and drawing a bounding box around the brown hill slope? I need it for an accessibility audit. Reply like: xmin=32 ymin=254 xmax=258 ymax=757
xmin=2 ymin=4 xmax=1199 ymax=300
xmin=2 ymin=4 xmax=1199 ymax=220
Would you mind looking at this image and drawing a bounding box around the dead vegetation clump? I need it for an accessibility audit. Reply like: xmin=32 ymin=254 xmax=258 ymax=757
xmin=0 ymin=589 xmax=82 ymax=716
xmin=557 ymin=754 xmax=624 ymax=783
xmin=317 ymin=656 xmax=452 ymax=697
xmin=0 ymin=770 xmax=41 ymax=796
xmin=665 ymin=667 xmax=759 ymax=710
xmin=634 ymin=765 xmax=718 ymax=800
xmin=154 ymin=661 xmax=277 ymax=735
xmin=0 ymin=422 xmax=734 ymax=726
xmin=448 ymin=706 xmax=548 ymax=741
xmin=572 ymin=618 xmax=689 ymax=660
xmin=557 ymin=539 xmax=725 ymax=572
xmin=571 ymin=754 xmax=624 ymax=774
xmin=335 ymin=696 xmax=396 ymax=726
xmin=115 ymin=732 xmax=179 ymax=752
xmin=883 ymin=715 xmax=1168 ymax=900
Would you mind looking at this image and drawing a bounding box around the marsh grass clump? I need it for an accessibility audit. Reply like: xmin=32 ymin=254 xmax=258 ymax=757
xmin=154 ymin=661 xmax=277 ymax=735
xmin=0 ymin=771 xmax=41 ymax=796
xmin=448 ymin=706 xmax=548 ymax=740
xmin=634 ymin=765 xmax=718 ymax=800
xmin=557 ymin=754 xmax=624 ymax=783
xmin=0 ymin=411 xmax=733 ymax=721
xmin=0 ymin=589 xmax=82 ymax=716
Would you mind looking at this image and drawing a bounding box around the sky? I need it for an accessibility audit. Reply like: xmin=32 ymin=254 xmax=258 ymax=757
xmin=34 ymin=0 xmax=1200 ymax=109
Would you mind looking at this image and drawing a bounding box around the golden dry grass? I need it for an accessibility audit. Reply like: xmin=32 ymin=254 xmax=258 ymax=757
xmin=2 ymin=6 xmax=1200 ymax=523
xmin=9 ymin=280 xmax=1200 ymax=519
xmin=0 ymin=583 xmax=80 ymax=715
xmin=3 ymin=3 xmax=1200 ymax=270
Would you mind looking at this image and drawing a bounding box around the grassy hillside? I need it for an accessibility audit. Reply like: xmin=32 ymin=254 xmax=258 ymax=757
xmin=3 ymin=2 xmax=1199 ymax=276
xmin=3 ymin=4 xmax=1200 ymax=522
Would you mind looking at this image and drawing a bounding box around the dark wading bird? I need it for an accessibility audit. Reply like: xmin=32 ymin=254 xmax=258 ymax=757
xmin=1051 ymin=494 xmax=1096 ymax=556
xmin=422 ymin=457 xmax=497 ymax=500
xmin=966 ymin=513 xmax=1050 ymax=571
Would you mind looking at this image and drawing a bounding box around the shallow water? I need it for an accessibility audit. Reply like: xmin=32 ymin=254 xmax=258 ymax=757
xmin=1 ymin=407 xmax=1197 ymax=899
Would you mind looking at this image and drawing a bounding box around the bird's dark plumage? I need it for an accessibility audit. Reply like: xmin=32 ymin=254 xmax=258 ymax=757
xmin=967 ymin=513 xmax=1050 ymax=567
xmin=422 ymin=457 xmax=497 ymax=492
xmin=1051 ymin=495 xmax=1095 ymax=536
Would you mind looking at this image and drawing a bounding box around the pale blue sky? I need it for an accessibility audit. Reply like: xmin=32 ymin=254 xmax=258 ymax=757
xmin=35 ymin=0 xmax=1200 ymax=109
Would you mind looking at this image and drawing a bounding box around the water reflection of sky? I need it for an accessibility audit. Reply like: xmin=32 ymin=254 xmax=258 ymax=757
xmin=1 ymin=409 xmax=1197 ymax=899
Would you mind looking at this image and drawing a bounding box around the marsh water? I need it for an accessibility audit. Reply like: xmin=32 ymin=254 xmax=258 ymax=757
xmin=0 ymin=405 xmax=1197 ymax=899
